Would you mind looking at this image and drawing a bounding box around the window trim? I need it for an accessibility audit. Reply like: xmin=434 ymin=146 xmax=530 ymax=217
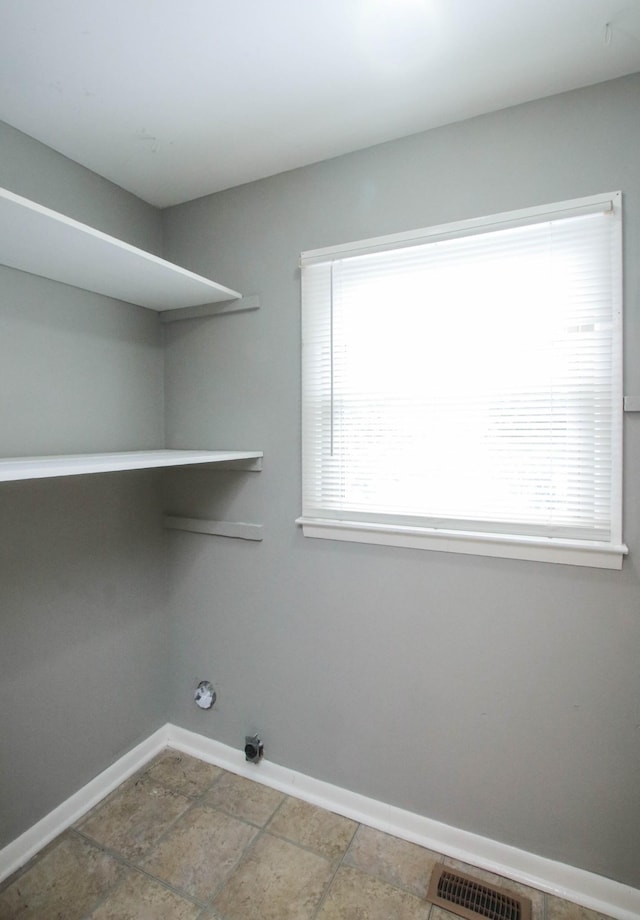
xmin=299 ymin=194 xmax=617 ymax=266
xmin=296 ymin=517 xmax=627 ymax=569
xmin=298 ymin=193 xmax=626 ymax=569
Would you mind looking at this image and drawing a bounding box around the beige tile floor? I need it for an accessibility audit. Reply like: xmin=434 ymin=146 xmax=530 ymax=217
xmin=0 ymin=748 xmax=616 ymax=920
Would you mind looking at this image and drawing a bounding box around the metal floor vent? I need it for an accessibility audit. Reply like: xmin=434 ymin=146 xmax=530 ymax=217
xmin=426 ymin=865 xmax=532 ymax=920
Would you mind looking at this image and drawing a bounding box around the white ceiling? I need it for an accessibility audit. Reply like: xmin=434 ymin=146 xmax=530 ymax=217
xmin=1 ymin=0 xmax=639 ymax=208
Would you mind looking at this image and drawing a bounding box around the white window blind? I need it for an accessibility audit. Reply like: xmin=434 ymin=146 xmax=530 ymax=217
xmin=299 ymin=193 xmax=625 ymax=568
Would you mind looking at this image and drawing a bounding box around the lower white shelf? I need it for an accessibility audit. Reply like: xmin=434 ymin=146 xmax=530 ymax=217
xmin=0 ymin=449 xmax=263 ymax=482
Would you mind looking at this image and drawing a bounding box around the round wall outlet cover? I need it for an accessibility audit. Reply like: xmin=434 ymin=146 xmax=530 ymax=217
xmin=194 ymin=680 xmax=216 ymax=709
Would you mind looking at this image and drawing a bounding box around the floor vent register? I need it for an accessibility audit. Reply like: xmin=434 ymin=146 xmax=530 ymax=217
xmin=426 ymin=865 xmax=532 ymax=920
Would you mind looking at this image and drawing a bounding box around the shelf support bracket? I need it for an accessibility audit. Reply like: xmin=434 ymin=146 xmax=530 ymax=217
xmin=164 ymin=516 xmax=263 ymax=541
xmin=160 ymin=294 xmax=260 ymax=323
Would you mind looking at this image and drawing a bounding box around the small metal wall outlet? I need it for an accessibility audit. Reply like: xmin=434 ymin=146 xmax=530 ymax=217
xmin=244 ymin=734 xmax=264 ymax=763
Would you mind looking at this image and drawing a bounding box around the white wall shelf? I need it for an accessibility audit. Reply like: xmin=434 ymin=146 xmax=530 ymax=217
xmin=0 ymin=186 xmax=241 ymax=311
xmin=0 ymin=190 xmax=263 ymax=493
xmin=0 ymin=450 xmax=263 ymax=482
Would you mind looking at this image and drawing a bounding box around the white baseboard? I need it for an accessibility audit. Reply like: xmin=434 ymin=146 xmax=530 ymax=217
xmin=2 ymin=722 xmax=639 ymax=920
xmin=0 ymin=725 xmax=170 ymax=884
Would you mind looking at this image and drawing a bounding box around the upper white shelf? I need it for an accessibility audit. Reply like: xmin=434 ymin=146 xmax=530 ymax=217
xmin=0 ymin=450 xmax=263 ymax=482
xmin=0 ymin=187 xmax=241 ymax=311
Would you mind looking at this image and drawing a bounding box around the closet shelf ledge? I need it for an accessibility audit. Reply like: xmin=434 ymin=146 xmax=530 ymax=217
xmin=0 ymin=449 xmax=263 ymax=482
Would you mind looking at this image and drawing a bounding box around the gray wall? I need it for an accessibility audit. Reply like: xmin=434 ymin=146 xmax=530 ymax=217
xmin=2 ymin=77 xmax=639 ymax=888
xmin=162 ymin=74 xmax=640 ymax=888
xmin=0 ymin=123 xmax=168 ymax=847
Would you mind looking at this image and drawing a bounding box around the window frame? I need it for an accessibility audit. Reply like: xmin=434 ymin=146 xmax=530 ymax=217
xmin=297 ymin=193 xmax=626 ymax=569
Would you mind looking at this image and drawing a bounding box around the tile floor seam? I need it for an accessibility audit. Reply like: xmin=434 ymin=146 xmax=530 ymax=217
xmin=343 ymin=817 xmax=360 ymax=855
xmin=341 ymin=820 xmax=360 ymax=863
xmin=78 ymin=871 xmax=206 ymax=920
xmin=260 ymin=827 xmax=346 ymax=864
xmin=308 ymin=821 xmax=364 ymax=920
xmin=55 ymin=841 xmax=134 ymax=920
xmin=209 ymin=825 xmax=346 ymax=920
xmin=73 ymin=771 xmax=194 ymax=849
xmin=262 ymin=789 xmax=350 ymax=856
xmin=71 ymin=826 xmax=139 ymax=870
xmin=263 ymin=793 xmax=360 ymax=866
xmin=136 ymin=796 xmax=204 ymax=861
xmin=198 ymin=816 xmax=270 ymax=913
xmin=309 ymin=851 xmax=442 ymax=920
xmin=69 ymin=827 xmax=211 ymax=911
xmin=77 ymin=866 xmax=132 ymax=920
xmin=201 ymin=801 xmax=272 ymax=832
xmin=74 ymin=802 xmax=191 ymax=873
xmin=138 ymin=807 xmax=265 ymax=910
xmin=342 ymin=833 xmax=446 ymax=903
xmin=119 ymin=856 xmax=211 ymax=910
xmin=200 ymin=766 xmax=232 ymax=797
xmin=345 ymin=858 xmax=444 ymax=909
xmin=262 ymin=789 xmax=290 ymax=829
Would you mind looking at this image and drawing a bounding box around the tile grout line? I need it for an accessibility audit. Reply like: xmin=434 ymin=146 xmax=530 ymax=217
xmin=132 ymin=757 xmax=263 ymax=913
xmin=70 ymin=827 xmax=208 ymax=912
xmin=74 ymin=833 xmax=135 ymax=920
xmin=197 ymin=791 xmax=291 ymax=914
xmin=125 ymin=750 xmax=228 ymax=890
xmin=201 ymin=827 xmax=266 ymax=914
xmin=199 ymin=784 xmax=302 ymax=913
xmin=70 ymin=754 xmax=236 ymax=915
xmin=309 ymin=818 xmax=362 ymax=920
xmin=126 ymin=757 xmax=312 ymax=915
xmin=201 ymin=791 xmax=356 ymax=919
xmin=338 ymin=823 xmax=449 ymax=907
xmin=78 ymin=871 xmax=128 ymax=920
xmin=262 ymin=793 xmax=362 ymax=865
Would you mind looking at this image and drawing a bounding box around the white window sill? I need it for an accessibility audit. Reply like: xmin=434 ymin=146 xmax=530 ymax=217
xmin=296 ymin=517 xmax=628 ymax=570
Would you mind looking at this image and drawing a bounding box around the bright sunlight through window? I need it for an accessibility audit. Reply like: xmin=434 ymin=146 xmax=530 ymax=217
xmin=298 ymin=193 xmax=626 ymax=569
